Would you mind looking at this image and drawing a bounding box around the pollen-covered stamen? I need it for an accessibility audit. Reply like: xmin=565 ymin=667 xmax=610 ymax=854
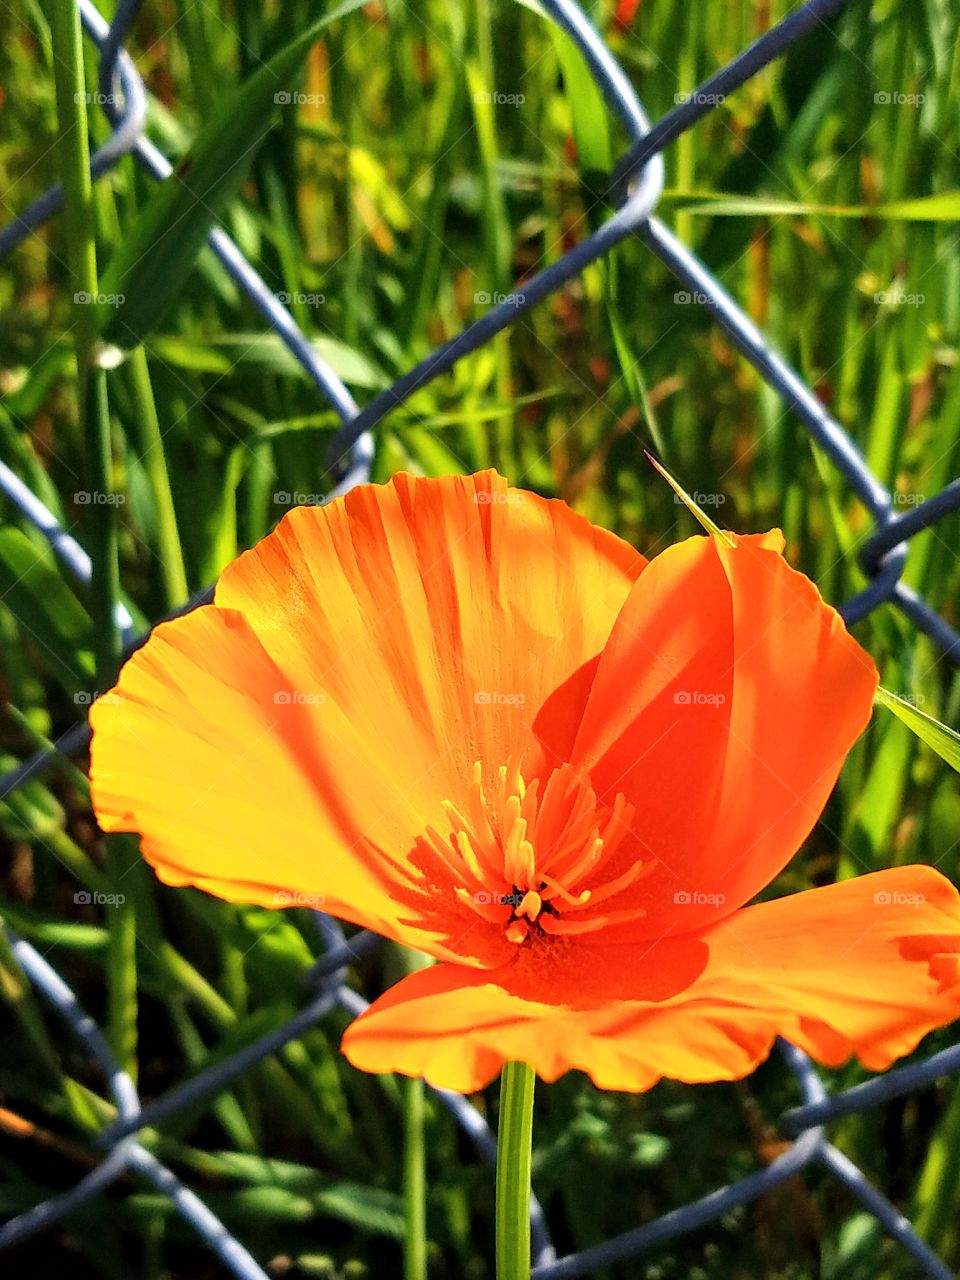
xmin=430 ymin=757 xmax=651 ymax=943
xmin=542 ymin=785 xmax=635 ymax=894
xmin=502 ymin=794 xmax=535 ymax=888
xmin=557 ymin=852 xmax=655 ymax=914
xmin=515 ymin=889 xmax=543 ymax=920
xmin=538 ymin=873 xmax=591 ymax=907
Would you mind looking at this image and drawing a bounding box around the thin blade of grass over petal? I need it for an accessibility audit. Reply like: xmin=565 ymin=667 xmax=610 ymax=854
xmin=875 ymin=687 xmax=960 ymax=774
xmin=644 ymin=451 xmax=735 ymax=546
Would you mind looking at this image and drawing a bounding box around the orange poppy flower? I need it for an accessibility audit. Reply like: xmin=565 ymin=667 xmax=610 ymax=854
xmin=89 ymin=470 xmax=960 ymax=1093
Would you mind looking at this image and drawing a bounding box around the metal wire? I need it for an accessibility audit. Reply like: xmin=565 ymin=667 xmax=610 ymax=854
xmin=2 ymin=0 xmax=960 ymax=1274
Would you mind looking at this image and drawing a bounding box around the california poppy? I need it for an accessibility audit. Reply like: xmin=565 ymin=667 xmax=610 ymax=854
xmin=90 ymin=470 xmax=960 ymax=1093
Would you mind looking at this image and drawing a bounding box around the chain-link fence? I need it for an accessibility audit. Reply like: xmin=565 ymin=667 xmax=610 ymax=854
xmin=2 ymin=0 xmax=960 ymax=1276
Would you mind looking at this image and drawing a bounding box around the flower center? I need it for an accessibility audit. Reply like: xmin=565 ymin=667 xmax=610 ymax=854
xmin=424 ymin=758 xmax=652 ymax=945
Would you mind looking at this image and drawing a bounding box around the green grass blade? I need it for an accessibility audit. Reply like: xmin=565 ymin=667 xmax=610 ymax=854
xmin=0 ymin=529 xmax=96 ymax=692
xmin=668 ymin=190 xmax=960 ymax=221
xmin=99 ymin=0 xmax=368 ymax=345
xmin=645 ymin=452 xmax=735 ymax=546
xmin=875 ymin=686 xmax=960 ymax=772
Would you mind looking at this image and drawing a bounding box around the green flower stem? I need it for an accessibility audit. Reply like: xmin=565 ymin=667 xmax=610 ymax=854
xmin=47 ymin=0 xmax=135 ymax=1074
xmin=404 ymin=1075 xmax=427 ymax=1280
xmin=496 ymin=1061 xmax=535 ymax=1280
xmin=396 ymin=945 xmax=430 ymax=1280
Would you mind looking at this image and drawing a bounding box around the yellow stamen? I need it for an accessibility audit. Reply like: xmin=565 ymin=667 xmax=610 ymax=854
xmin=516 ymin=890 xmax=542 ymax=921
xmin=539 ymin=874 xmax=591 ymax=907
xmin=432 ymin=756 xmax=653 ymax=944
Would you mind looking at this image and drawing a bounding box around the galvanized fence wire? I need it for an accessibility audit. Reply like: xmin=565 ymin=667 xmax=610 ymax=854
xmin=1 ymin=0 xmax=960 ymax=1275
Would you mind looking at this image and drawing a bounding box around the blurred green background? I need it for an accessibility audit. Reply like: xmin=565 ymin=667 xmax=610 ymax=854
xmin=3 ymin=0 xmax=960 ymax=1276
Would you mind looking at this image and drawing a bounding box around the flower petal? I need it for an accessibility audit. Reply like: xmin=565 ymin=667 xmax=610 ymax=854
xmin=215 ymin=472 xmax=642 ymax=787
xmin=536 ymin=531 xmax=878 ymax=936
xmin=342 ymin=867 xmax=960 ymax=1092
xmin=90 ymin=606 xmax=432 ymax=943
xmin=91 ymin=471 xmax=643 ymax=963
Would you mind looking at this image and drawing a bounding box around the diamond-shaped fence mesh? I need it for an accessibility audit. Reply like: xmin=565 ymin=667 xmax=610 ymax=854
xmin=2 ymin=0 xmax=960 ymax=1276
